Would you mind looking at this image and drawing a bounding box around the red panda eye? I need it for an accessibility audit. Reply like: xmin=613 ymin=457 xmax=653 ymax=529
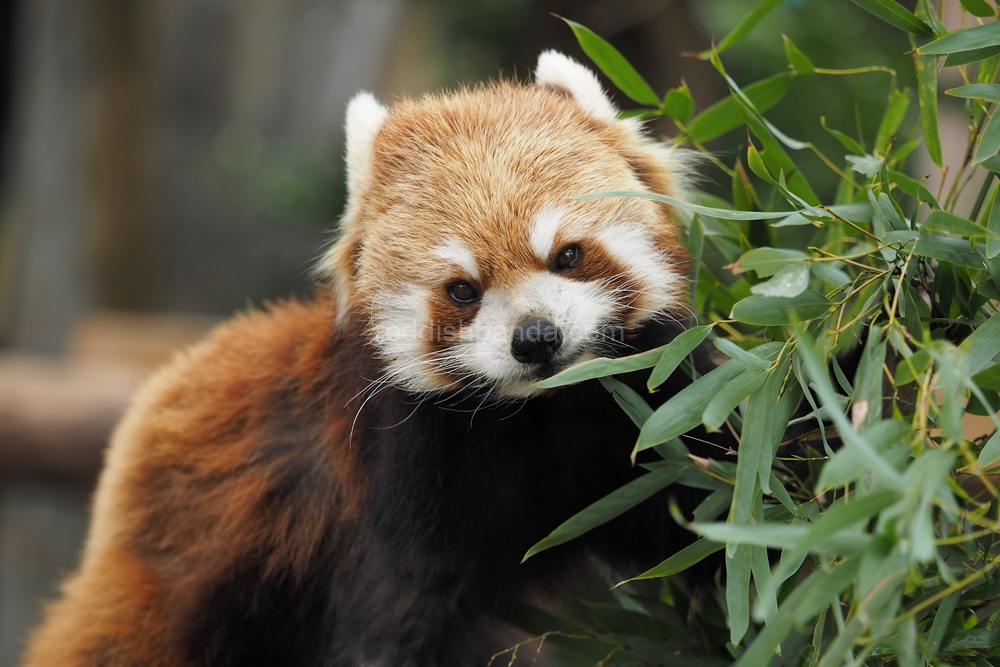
xmin=447 ymin=282 xmax=479 ymax=304
xmin=555 ymin=245 xmax=582 ymax=271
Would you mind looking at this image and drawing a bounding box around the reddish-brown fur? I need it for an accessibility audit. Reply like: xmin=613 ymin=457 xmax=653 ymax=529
xmin=22 ymin=72 xmax=704 ymax=667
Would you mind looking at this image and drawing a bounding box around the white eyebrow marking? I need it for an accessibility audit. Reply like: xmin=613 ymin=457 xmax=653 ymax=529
xmin=434 ymin=240 xmax=480 ymax=281
xmin=529 ymin=207 xmax=565 ymax=262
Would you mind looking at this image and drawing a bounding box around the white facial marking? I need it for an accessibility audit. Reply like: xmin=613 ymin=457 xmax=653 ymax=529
xmin=433 ymin=240 xmax=480 ymax=281
xmin=597 ymin=222 xmax=683 ymax=321
xmin=370 ymin=286 xmax=443 ymax=392
xmin=529 ymin=207 xmax=565 ymax=263
xmin=454 ymin=272 xmax=616 ymax=397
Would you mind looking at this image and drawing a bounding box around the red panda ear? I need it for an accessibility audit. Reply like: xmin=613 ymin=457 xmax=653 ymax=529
xmin=319 ymin=92 xmax=389 ymax=324
xmin=344 ymin=92 xmax=389 ymax=201
xmin=534 ymin=51 xmax=619 ymax=123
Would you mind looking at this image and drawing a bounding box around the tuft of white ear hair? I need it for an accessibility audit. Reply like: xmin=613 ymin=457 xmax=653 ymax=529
xmin=534 ymin=50 xmax=618 ymax=123
xmin=344 ymin=91 xmax=389 ymax=200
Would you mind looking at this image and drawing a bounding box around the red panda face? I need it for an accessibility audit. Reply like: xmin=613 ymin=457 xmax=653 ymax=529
xmin=321 ymin=52 xmax=693 ymax=398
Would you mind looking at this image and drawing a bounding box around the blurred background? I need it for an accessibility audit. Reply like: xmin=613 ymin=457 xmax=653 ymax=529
xmin=0 ymin=0 xmax=923 ymax=663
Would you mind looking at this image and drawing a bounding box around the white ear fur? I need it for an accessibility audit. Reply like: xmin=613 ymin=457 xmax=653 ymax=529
xmin=345 ymin=91 xmax=389 ymax=200
xmin=534 ymin=50 xmax=618 ymax=123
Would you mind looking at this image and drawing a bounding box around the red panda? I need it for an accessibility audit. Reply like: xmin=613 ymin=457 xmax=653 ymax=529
xmin=21 ymin=51 xmax=704 ymax=667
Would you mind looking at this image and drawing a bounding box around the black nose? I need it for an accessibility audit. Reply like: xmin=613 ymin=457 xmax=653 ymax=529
xmin=510 ymin=319 xmax=562 ymax=364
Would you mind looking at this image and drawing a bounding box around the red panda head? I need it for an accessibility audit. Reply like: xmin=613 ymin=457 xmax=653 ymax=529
xmin=319 ymin=51 xmax=695 ymax=398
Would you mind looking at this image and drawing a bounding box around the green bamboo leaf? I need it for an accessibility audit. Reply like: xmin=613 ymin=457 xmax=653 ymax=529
xmin=733 ymin=365 xmax=794 ymax=524
xmin=793 ymin=324 xmax=905 ymax=490
xmin=875 ymin=87 xmax=912 ymax=156
xmin=887 ymin=169 xmax=941 ymax=208
xmin=960 ymin=0 xmax=997 ymax=18
xmin=533 ymin=347 xmax=664 ymax=389
xmin=693 ymin=487 xmax=733 ymax=522
xmin=783 ymin=35 xmax=815 ymax=74
xmin=927 ymin=590 xmax=961 ymax=656
xmin=730 ymin=291 xmax=831 ymax=326
xmin=883 ymin=230 xmax=985 ymax=268
xmin=989 ymin=182 xmax=1000 ymax=258
xmin=750 ymin=263 xmax=810 ymax=297
xmin=914 ymin=50 xmax=943 ymax=168
xmin=691 ymin=521 xmax=808 ymax=548
xmin=851 ymin=0 xmax=933 ymax=33
xmin=522 ymin=464 xmax=686 ymax=561
xmin=704 ymin=0 xmax=787 ymax=57
xmin=620 ymin=537 xmax=725 ymax=583
xmin=773 ymin=202 xmax=873 ymax=228
xmin=820 ymin=116 xmax=864 ymax=154
xmin=663 ymin=84 xmax=694 ymax=122
xmin=960 ymin=310 xmax=1000 ymax=375
xmin=978 ymin=428 xmax=1000 ymax=467
xmin=919 ymin=21 xmax=1000 ymax=56
xmin=975 ymin=109 xmax=1000 ymax=164
xmin=727 ymin=543 xmax=753 ymax=646
xmin=563 ymin=19 xmax=661 ymax=107
xmin=714 ymin=339 xmax=771 ymax=371
xmin=682 ymin=73 xmax=794 ymax=144
xmin=972 ymin=363 xmax=1000 ymax=392
xmin=979 ymin=53 xmax=1000 ymax=82
xmin=819 ymin=420 xmax=909 ymax=488
xmin=732 ymin=558 xmax=861 ymax=667
xmin=574 ymin=190 xmax=793 ymax=220
xmin=946 ymin=82 xmax=1000 ymax=102
xmin=922 ymin=210 xmax=1000 ymax=239
xmin=598 ymin=377 xmax=653 ymax=428
xmin=848 ymin=153 xmax=883 ymax=178
xmin=942 ymin=627 xmax=1000 ymax=652
xmin=648 ymin=325 xmax=714 ymax=390
xmin=894 ymin=349 xmax=931 ymax=386
xmin=702 ymin=368 xmax=768 ymax=431
xmin=944 ymin=45 xmax=1000 ymax=67
xmin=637 ymin=344 xmax=784 ymax=453
xmin=733 ymin=247 xmax=808 ymax=277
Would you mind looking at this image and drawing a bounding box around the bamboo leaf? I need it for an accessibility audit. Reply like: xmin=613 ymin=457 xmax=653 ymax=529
xmin=750 ymin=263 xmax=811 ymax=297
xmin=731 ymin=291 xmax=831 ymax=326
xmin=648 ymin=325 xmax=714 ymax=391
xmin=714 ymin=338 xmax=772 ymax=371
xmin=883 ymin=230 xmax=985 ymax=268
xmin=914 ymin=50 xmax=943 ymax=168
xmin=875 ymin=88 xmax=912 ymax=156
xmin=711 ymin=0 xmax=787 ymax=56
xmin=663 ymin=84 xmax=695 ymax=122
xmin=960 ymin=0 xmax=996 ymax=18
xmin=682 ymin=73 xmax=793 ymax=144
xmin=702 ymin=368 xmax=768 ymax=431
xmin=944 ymin=45 xmax=1000 ymax=67
xmin=534 ymin=347 xmax=664 ymax=389
xmin=850 ymin=0 xmax=933 ymax=34
xmin=522 ymin=465 xmax=687 ymax=561
xmin=733 ymin=247 xmax=808 ymax=276
xmin=960 ymin=310 xmax=1000 ymax=376
xmin=989 ymin=182 xmax=1000 ymax=258
xmin=922 ymin=210 xmax=1000 ymax=239
xmin=727 ymin=543 xmax=753 ymax=646
xmin=563 ymin=19 xmax=661 ymax=107
xmin=574 ymin=190 xmax=793 ymax=220
xmin=621 ymin=538 xmax=725 ymax=582
xmin=783 ymin=35 xmax=815 ymax=74
xmin=599 ymin=377 xmax=653 ymax=428
xmin=919 ymin=21 xmax=1000 ymax=56
xmin=975 ymin=109 xmax=1000 ymax=164
xmin=637 ymin=344 xmax=784 ymax=453
xmin=946 ymin=82 xmax=1000 ymax=103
